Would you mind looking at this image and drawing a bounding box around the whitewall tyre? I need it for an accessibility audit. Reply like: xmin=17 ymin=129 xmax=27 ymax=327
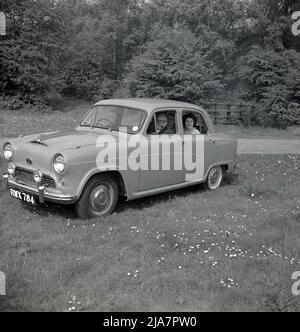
xmin=206 ymin=166 xmax=223 ymax=190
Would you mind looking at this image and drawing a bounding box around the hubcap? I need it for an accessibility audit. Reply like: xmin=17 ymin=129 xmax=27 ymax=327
xmin=89 ymin=184 xmax=112 ymax=215
xmin=208 ymin=167 xmax=222 ymax=189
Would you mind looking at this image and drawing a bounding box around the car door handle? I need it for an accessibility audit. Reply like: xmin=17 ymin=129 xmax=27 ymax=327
xmin=209 ymin=139 xmax=216 ymax=144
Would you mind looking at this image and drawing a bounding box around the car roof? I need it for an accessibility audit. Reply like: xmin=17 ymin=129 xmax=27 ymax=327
xmin=93 ymin=98 xmax=204 ymax=113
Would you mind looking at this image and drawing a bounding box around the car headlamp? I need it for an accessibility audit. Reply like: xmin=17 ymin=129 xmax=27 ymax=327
xmin=53 ymin=154 xmax=66 ymax=174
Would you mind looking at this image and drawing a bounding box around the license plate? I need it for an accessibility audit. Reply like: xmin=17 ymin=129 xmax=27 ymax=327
xmin=9 ymin=188 xmax=36 ymax=205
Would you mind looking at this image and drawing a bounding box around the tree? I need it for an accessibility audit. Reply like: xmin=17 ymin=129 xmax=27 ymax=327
xmin=124 ymin=25 xmax=224 ymax=103
xmin=0 ymin=0 xmax=68 ymax=104
xmin=237 ymin=46 xmax=300 ymax=127
xmin=0 ymin=0 xmax=299 ymax=129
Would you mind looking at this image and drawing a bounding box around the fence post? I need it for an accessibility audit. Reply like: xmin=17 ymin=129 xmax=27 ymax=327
xmin=239 ymin=104 xmax=243 ymax=121
xmin=226 ymin=104 xmax=231 ymax=124
xmin=214 ymin=103 xmax=217 ymax=124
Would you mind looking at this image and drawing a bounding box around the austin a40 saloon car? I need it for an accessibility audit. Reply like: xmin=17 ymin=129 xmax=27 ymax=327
xmin=2 ymin=99 xmax=238 ymax=219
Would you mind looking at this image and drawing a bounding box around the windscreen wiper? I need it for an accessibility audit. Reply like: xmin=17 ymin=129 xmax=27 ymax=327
xmin=93 ymin=125 xmax=113 ymax=132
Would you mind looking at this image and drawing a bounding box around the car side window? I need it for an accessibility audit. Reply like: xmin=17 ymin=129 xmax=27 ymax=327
xmin=147 ymin=111 xmax=177 ymax=135
xmin=147 ymin=116 xmax=156 ymax=135
xmin=182 ymin=110 xmax=209 ymax=134
xmin=197 ymin=113 xmax=209 ymax=134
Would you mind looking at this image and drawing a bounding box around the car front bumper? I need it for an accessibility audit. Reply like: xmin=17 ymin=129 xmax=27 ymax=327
xmin=2 ymin=173 xmax=78 ymax=205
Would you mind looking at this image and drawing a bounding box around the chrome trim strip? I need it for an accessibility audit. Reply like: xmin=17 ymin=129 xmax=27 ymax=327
xmin=129 ymin=160 xmax=237 ymax=200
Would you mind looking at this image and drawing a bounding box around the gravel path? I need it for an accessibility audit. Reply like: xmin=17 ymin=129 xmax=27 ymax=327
xmin=238 ymin=139 xmax=300 ymax=155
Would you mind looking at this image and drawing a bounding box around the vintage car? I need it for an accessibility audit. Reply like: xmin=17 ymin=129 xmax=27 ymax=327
xmin=2 ymin=99 xmax=238 ymax=219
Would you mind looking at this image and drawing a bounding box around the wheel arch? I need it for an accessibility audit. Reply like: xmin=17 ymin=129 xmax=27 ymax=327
xmin=204 ymin=162 xmax=229 ymax=181
xmin=221 ymin=164 xmax=229 ymax=173
xmin=77 ymin=170 xmax=127 ymax=200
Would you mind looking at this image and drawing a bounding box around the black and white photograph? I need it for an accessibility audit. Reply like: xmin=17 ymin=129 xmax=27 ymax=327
xmin=0 ymin=0 xmax=300 ymax=314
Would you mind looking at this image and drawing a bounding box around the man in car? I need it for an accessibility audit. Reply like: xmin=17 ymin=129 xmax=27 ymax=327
xmin=156 ymin=113 xmax=174 ymax=135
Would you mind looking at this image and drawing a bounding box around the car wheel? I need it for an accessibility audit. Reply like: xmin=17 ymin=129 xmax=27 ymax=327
xmin=75 ymin=174 xmax=119 ymax=219
xmin=206 ymin=166 xmax=223 ymax=190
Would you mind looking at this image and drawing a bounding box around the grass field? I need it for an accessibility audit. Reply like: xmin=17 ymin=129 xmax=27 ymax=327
xmin=0 ymin=100 xmax=300 ymax=312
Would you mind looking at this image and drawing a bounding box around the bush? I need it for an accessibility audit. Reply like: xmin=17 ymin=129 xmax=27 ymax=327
xmin=0 ymin=95 xmax=52 ymax=112
xmin=122 ymin=25 xmax=224 ymax=103
xmin=237 ymin=47 xmax=300 ymax=128
xmin=0 ymin=96 xmax=26 ymax=110
xmin=92 ymin=78 xmax=120 ymax=102
xmin=43 ymin=92 xmax=65 ymax=109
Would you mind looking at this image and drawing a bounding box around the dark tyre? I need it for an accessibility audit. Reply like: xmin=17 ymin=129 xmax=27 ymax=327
xmin=206 ymin=166 xmax=223 ymax=190
xmin=75 ymin=174 xmax=119 ymax=219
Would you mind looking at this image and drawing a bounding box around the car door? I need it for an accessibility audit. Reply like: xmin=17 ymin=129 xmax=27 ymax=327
xmin=180 ymin=109 xmax=216 ymax=182
xmin=194 ymin=110 xmax=235 ymax=170
xmin=138 ymin=109 xmax=185 ymax=191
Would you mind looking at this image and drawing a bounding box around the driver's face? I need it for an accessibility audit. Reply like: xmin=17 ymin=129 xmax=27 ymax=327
xmin=157 ymin=115 xmax=168 ymax=131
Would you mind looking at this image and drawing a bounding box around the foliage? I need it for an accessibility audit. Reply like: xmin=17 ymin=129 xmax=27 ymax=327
xmin=238 ymin=46 xmax=300 ymax=128
xmin=0 ymin=0 xmax=299 ymax=128
xmin=124 ymin=25 xmax=224 ymax=102
xmin=0 ymin=0 xmax=67 ymax=104
xmin=92 ymin=78 xmax=120 ymax=102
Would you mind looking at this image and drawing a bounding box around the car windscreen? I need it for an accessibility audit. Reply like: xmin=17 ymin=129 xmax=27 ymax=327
xmin=80 ymin=106 xmax=147 ymax=134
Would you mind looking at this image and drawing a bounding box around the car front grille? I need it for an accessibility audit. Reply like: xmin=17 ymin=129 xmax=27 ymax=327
xmin=15 ymin=168 xmax=56 ymax=188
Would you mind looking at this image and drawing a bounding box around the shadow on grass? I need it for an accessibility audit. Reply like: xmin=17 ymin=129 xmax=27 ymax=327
xmin=18 ymin=182 xmax=208 ymax=219
xmin=7 ymin=173 xmax=239 ymax=220
xmin=222 ymin=172 xmax=240 ymax=186
xmin=20 ymin=200 xmax=77 ymax=220
xmin=116 ymin=182 xmax=207 ymax=213
xmin=116 ymin=172 xmax=240 ymax=213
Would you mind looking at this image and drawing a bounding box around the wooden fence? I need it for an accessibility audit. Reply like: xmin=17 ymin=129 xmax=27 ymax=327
xmin=200 ymin=102 xmax=255 ymax=125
